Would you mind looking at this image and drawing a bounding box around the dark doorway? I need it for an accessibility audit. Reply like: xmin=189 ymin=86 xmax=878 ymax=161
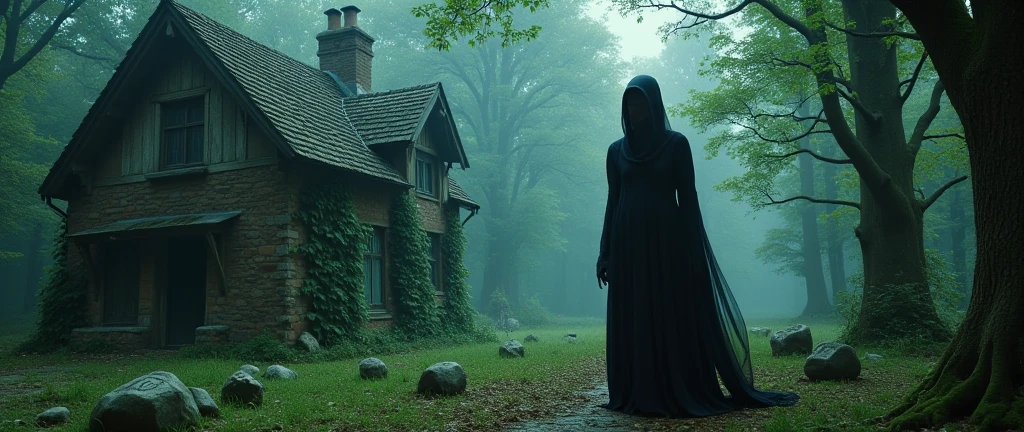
xmin=103 ymin=241 xmax=140 ymax=325
xmin=165 ymin=235 xmax=208 ymax=347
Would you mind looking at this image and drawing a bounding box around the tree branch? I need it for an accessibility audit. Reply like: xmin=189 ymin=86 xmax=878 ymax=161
xmin=765 ymin=148 xmax=852 ymax=165
xmin=837 ymin=87 xmax=881 ymax=122
xmin=887 ymin=0 xmax=975 ymax=88
xmin=908 ymin=79 xmax=946 ymax=156
xmin=900 ymin=50 xmax=929 ymax=103
xmin=5 ymin=0 xmax=87 ymax=87
xmin=923 ymin=133 xmax=964 ymax=141
xmin=921 ymin=175 xmax=968 ymax=211
xmin=50 ymin=44 xmax=119 ymax=63
xmin=824 ymin=19 xmax=921 ymax=40
xmin=763 ymin=191 xmax=861 ymax=210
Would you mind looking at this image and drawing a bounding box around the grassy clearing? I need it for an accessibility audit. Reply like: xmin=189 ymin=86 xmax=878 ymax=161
xmin=0 ymin=324 xmax=606 ymax=431
xmin=0 ymin=317 xmax=963 ymax=431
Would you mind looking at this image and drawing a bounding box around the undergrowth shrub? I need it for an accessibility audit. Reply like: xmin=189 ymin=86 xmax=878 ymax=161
xmin=513 ymin=295 xmax=554 ymax=327
xmin=839 ymin=248 xmax=965 ymax=346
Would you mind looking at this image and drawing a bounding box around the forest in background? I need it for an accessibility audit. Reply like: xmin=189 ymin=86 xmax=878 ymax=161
xmin=0 ymin=0 xmax=974 ymax=324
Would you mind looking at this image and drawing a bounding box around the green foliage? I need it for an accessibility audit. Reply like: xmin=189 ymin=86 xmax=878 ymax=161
xmin=512 ymin=295 xmax=554 ymax=327
xmin=412 ymin=0 xmax=550 ymax=50
xmin=179 ymin=329 xmax=298 ymax=363
xmin=486 ymin=287 xmax=513 ymax=320
xmin=440 ymin=210 xmax=475 ymax=333
xmin=388 ymin=193 xmax=441 ymax=337
xmin=838 ymin=249 xmax=964 ymax=343
xmin=295 ymin=183 xmax=370 ymax=346
xmin=16 ymin=220 xmax=89 ymax=353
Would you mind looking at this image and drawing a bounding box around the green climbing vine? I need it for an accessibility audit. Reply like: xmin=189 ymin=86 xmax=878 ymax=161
xmin=388 ymin=193 xmax=441 ymax=337
xmin=295 ymin=182 xmax=370 ymax=346
xmin=440 ymin=209 xmax=474 ymax=333
xmin=17 ymin=219 xmax=89 ymax=353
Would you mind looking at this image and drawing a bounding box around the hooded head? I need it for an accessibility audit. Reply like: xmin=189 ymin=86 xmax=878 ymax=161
xmin=621 ymin=75 xmax=672 ymax=161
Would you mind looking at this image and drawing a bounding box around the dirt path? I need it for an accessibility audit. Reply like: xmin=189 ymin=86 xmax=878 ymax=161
xmin=503 ymin=382 xmax=643 ymax=432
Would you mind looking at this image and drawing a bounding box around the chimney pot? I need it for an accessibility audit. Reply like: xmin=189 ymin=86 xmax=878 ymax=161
xmin=324 ymin=8 xmax=341 ymax=30
xmin=341 ymin=5 xmax=361 ymax=27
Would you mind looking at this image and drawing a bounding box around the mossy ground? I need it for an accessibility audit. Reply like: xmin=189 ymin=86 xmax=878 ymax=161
xmin=0 ymin=318 xmax=981 ymax=431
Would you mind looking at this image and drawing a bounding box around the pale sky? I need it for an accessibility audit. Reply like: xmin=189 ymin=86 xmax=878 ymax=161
xmin=586 ymin=0 xmax=674 ymax=62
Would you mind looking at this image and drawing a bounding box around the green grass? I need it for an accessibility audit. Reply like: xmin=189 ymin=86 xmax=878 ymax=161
xmin=0 ymin=318 xmax=963 ymax=432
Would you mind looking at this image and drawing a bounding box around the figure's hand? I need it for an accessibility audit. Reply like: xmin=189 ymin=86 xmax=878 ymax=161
xmin=597 ymin=265 xmax=608 ymax=289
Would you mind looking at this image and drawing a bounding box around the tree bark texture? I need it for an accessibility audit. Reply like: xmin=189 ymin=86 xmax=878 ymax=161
xmin=840 ymin=0 xmax=948 ymax=343
xmin=885 ymin=0 xmax=1023 ymax=429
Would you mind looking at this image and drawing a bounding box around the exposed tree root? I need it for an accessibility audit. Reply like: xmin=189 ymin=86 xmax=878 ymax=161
xmin=887 ymin=322 xmax=1024 ymax=431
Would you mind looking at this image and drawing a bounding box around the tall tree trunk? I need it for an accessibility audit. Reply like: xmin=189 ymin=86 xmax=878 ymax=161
xmin=841 ymin=0 xmax=947 ymax=343
xmin=797 ymin=99 xmax=832 ymax=316
xmin=22 ymin=222 xmax=44 ymax=314
xmin=822 ymin=144 xmax=847 ymax=300
xmin=948 ymin=187 xmax=969 ymax=310
xmin=886 ymin=1 xmax=1023 ymax=428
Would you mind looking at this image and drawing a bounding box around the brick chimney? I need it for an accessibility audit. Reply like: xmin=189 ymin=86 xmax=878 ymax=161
xmin=317 ymin=5 xmax=374 ymax=93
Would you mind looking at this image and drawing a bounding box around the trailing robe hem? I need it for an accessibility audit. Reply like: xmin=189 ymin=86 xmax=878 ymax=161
xmin=598 ymin=75 xmax=798 ymax=418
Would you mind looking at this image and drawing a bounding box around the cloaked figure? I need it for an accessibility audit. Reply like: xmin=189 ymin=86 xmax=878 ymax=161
xmin=596 ymin=75 xmax=799 ymax=417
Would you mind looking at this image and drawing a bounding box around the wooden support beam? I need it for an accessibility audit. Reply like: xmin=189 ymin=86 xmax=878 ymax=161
xmin=76 ymin=242 xmax=100 ymax=301
xmin=205 ymin=232 xmax=227 ymax=296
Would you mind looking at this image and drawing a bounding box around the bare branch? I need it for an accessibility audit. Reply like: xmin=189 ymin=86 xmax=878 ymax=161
xmin=763 ymin=191 xmax=861 ymax=210
xmin=637 ymin=0 xmax=756 ymax=22
xmin=923 ymin=133 xmax=964 ymax=141
xmin=764 ymin=148 xmax=853 ymax=165
xmin=837 ymin=87 xmax=881 ymax=122
xmin=729 ymin=116 xmax=831 ymax=145
xmin=901 ymin=51 xmax=929 ymax=103
xmin=51 ymin=44 xmax=119 ymax=63
xmin=824 ymin=19 xmax=921 ymax=40
xmin=921 ymin=175 xmax=968 ymax=211
xmin=908 ymin=79 xmax=946 ymax=155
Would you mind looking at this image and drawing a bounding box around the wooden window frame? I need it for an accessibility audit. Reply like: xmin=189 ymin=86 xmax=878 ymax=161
xmin=160 ymin=96 xmax=207 ymax=170
xmin=415 ymin=151 xmax=437 ymax=198
xmin=364 ymin=227 xmax=386 ymax=309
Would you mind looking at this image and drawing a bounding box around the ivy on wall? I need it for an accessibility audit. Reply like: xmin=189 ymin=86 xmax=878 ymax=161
xmin=388 ymin=193 xmax=440 ymax=337
xmin=441 ymin=209 xmax=474 ymax=333
xmin=295 ymin=182 xmax=370 ymax=346
xmin=17 ymin=219 xmax=89 ymax=353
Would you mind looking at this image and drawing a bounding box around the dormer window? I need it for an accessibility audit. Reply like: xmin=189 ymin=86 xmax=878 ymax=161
xmin=162 ymin=98 xmax=205 ymax=168
xmin=415 ymin=151 xmax=437 ymax=197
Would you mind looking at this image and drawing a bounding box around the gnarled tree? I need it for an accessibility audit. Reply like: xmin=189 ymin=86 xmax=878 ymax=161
xmin=880 ymin=0 xmax=1024 ymax=430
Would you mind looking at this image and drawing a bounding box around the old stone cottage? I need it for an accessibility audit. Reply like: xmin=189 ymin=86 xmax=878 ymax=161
xmin=36 ymin=0 xmax=479 ymax=349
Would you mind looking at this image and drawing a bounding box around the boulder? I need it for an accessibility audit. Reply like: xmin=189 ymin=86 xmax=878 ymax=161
xmin=240 ymin=364 xmax=259 ymax=376
xmin=263 ymin=365 xmax=298 ymax=380
xmin=298 ymin=332 xmax=320 ymax=352
xmin=221 ymin=371 xmax=264 ymax=407
xmin=770 ymin=324 xmax=813 ymax=356
xmin=749 ymin=327 xmax=771 ymax=337
xmin=359 ymin=358 xmax=388 ymax=380
xmin=563 ymin=335 xmax=577 ymax=344
xmin=36 ymin=407 xmax=70 ymax=427
xmin=417 ymin=362 xmax=467 ymax=396
xmin=524 ymin=334 xmax=539 ymax=343
xmin=499 ymin=340 xmax=525 ymax=358
xmin=189 ymin=387 xmax=220 ymax=418
xmin=804 ymin=341 xmax=862 ymax=381
xmin=497 ymin=318 xmax=521 ymax=332
xmin=89 ymin=371 xmax=200 ymax=432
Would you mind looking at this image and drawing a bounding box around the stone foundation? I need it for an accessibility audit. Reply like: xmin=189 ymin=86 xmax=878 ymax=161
xmin=71 ymin=327 xmax=150 ymax=351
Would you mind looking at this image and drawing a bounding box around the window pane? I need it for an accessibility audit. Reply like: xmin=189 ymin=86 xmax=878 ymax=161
xmin=364 ymin=257 xmax=372 ymax=303
xmin=163 ymin=105 xmax=187 ymax=127
xmin=187 ymin=101 xmax=204 ymax=123
xmin=165 ymin=128 xmax=185 ymax=165
xmin=371 ymin=258 xmax=382 ymax=305
xmin=186 ymin=125 xmax=204 ymax=163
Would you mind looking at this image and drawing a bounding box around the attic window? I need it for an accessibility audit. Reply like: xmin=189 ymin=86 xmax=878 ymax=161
xmin=162 ymin=98 xmax=205 ymax=168
xmin=415 ymin=151 xmax=436 ymax=197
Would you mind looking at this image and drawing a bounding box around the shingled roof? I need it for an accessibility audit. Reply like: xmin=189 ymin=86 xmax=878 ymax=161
xmin=448 ymin=178 xmax=480 ymax=210
xmin=344 ymin=83 xmax=439 ymax=146
xmin=169 ymin=2 xmax=407 ymax=184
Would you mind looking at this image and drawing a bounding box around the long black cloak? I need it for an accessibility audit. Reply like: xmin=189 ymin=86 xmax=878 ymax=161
xmin=598 ymin=75 xmax=799 ymax=417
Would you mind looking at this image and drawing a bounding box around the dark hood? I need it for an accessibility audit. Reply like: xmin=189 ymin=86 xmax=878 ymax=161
xmin=621 ymin=75 xmax=673 ymax=162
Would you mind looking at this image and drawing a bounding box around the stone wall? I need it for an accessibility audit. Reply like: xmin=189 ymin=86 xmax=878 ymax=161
xmin=70 ymin=327 xmax=150 ymax=352
xmin=66 ymin=162 xmax=300 ymax=347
